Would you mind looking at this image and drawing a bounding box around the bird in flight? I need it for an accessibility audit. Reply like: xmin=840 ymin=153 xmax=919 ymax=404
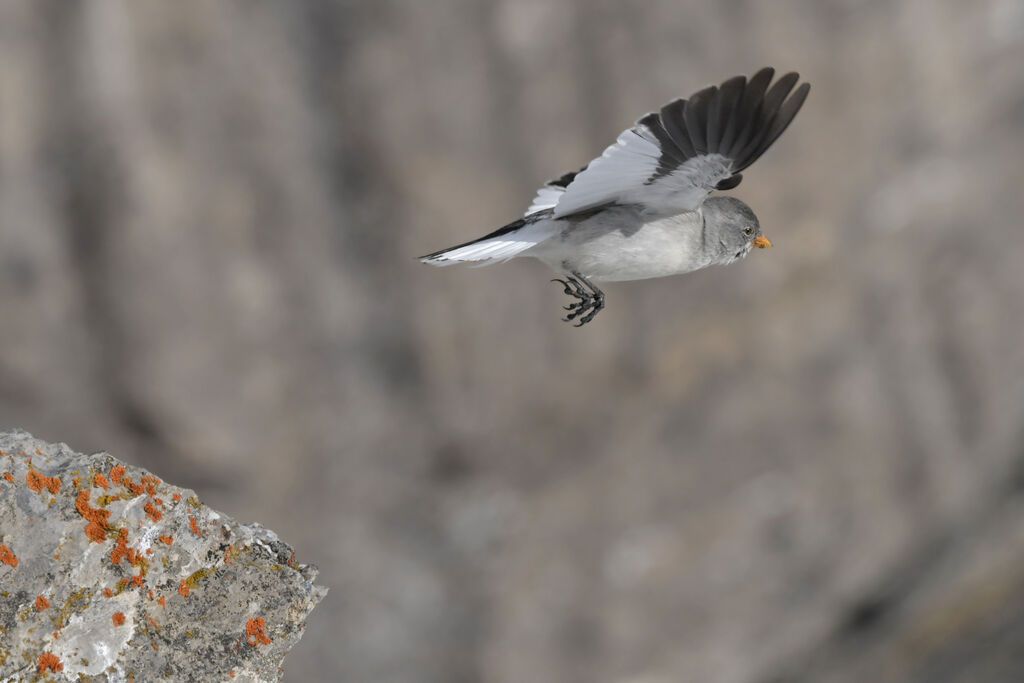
xmin=420 ymin=68 xmax=809 ymax=326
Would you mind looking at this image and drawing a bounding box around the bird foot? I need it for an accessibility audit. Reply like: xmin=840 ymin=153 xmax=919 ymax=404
xmin=551 ymin=273 xmax=605 ymax=327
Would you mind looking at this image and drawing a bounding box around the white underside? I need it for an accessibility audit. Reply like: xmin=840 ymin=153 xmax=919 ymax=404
xmin=523 ymin=207 xmax=713 ymax=281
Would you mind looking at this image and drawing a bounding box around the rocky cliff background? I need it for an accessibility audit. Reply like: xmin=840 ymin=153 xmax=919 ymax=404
xmin=2 ymin=1 xmax=1024 ymax=681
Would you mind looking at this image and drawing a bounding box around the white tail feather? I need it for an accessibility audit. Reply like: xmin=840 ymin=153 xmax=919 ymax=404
xmin=420 ymin=218 xmax=558 ymax=267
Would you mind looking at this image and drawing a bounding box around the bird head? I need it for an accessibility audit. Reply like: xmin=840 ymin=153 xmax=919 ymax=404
xmin=703 ymin=196 xmax=771 ymax=264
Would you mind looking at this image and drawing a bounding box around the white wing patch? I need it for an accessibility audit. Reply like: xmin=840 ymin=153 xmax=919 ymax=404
xmin=551 ymin=127 xmax=661 ymax=218
xmin=420 ymin=218 xmax=559 ymax=267
xmin=524 ymin=185 xmax=565 ymax=216
xmin=551 ymin=123 xmax=733 ymax=219
xmin=625 ymin=154 xmax=733 ymax=213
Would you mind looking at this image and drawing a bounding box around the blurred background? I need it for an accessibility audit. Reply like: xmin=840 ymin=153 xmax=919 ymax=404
xmin=2 ymin=1 xmax=1024 ymax=681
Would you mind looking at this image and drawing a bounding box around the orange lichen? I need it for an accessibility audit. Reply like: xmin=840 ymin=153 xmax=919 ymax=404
xmin=130 ymin=573 xmax=145 ymax=588
xmin=178 ymin=580 xmax=190 ymax=598
xmin=76 ymin=491 xmax=112 ymax=542
xmin=2 ymin=472 xmax=13 ymax=482
xmin=109 ymin=465 xmax=126 ymax=484
xmin=246 ymin=617 xmax=272 ymax=646
xmin=0 ymin=544 xmax=17 ymax=567
xmin=104 ymin=588 xmax=114 ymax=598
xmin=157 ymin=596 xmax=166 ymax=608
xmin=148 ymin=589 xmax=155 ymax=600
xmin=84 ymin=522 xmax=107 ymax=543
xmin=110 ymin=528 xmax=130 ymax=565
xmin=230 ymin=671 xmax=236 ymax=678
xmin=146 ymin=548 xmax=154 ymax=555
xmin=73 ymin=476 xmax=81 ymax=488
xmin=143 ymin=501 xmax=163 ymax=522
xmin=26 ymin=469 xmax=62 ymax=494
xmin=189 ymin=516 xmax=202 ymax=536
xmin=94 ymin=473 xmax=110 ymax=490
xmin=142 ymin=476 xmax=161 ymax=497
xmin=172 ymin=493 xmax=181 ymax=503
xmin=38 ymin=653 xmax=63 ymax=673
xmin=35 ymin=595 xmax=50 ymax=611
xmin=158 ymin=535 xmax=174 ymax=545
xmin=113 ymin=612 xmax=126 ymax=626
xmin=224 ymin=545 xmax=234 ymax=565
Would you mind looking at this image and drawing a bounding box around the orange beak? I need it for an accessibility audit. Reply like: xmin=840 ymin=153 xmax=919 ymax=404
xmin=753 ymin=235 xmax=772 ymax=249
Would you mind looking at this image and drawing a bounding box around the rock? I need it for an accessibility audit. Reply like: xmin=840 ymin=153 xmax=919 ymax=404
xmin=0 ymin=430 xmax=326 ymax=682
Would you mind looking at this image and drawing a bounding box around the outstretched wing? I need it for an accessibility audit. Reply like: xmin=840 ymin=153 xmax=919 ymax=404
xmin=538 ymin=68 xmax=809 ymax=220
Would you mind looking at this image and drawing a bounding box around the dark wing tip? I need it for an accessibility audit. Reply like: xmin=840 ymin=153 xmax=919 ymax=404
xmin=682 ymin=85 xmax=717 ymax=155
xmin=549 ymin=167 xmax=587 ymax=188
xmin=715 ymin=174 xmax=743 ymax=191
xmin=727 ymin=70 xmax=810 ymax=173
xmin=749 ymin=81 xmax=809 ymax=160
xmin=658 ymin=98 xmax=697 ymax=159
xmin=754 ymin=66 xmax=776 ymax=78
xmin=712 ymin=75 xmax=747 ymax=153
xmin=638 ymin=111 xmax=688 ymax=169
xmin=698 ymin=69 xmax=808 ymax=190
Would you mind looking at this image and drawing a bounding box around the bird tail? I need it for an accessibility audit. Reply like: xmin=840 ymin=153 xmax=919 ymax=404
xmin=419 ymin=212 xmax=557 ymax=267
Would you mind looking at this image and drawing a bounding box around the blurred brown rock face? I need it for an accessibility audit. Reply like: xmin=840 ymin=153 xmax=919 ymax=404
xmin=2 ymin=1 xmax=1023 ymax=681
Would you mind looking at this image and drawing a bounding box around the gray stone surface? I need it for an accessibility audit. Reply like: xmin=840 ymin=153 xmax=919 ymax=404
xmin=0 ymin=430 xmax=326 ymax=682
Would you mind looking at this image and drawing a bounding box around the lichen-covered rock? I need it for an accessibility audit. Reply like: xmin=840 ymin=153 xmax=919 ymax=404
xmin=0 ymin=430 xmax=326 ymax=682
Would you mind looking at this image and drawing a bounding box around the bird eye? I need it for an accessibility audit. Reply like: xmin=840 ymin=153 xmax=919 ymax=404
xmin=742 ymin=226 xmax=754 ymax=237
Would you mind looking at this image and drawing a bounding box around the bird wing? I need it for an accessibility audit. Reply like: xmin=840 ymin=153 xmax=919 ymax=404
xmin=537 ymin=68 xmax=809 ymax=220
xmin=524 ymin=184 xmax=567 ymax=216
xmin=524 ymin=169 xmax=581 ymax=216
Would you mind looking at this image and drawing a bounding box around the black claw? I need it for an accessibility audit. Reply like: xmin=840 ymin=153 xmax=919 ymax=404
xmin=579 ymin=307 xmax=601 ymax=326
xmin=552 ymin=271 xmax=606 ymax=327
xmin=551 ymin=279 xmax=574 ymax=297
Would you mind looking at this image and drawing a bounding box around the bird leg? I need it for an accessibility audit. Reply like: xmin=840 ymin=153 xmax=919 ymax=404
xmin=551 ymin=271 xmax=605 ymax=327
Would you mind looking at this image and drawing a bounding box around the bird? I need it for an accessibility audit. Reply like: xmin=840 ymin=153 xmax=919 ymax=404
xmin=419 ymin=67 xmax=809 ymax=326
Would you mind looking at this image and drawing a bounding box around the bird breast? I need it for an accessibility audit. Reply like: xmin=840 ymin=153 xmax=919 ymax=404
xmin=526 ymin=208 xmax=711 ymax=282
